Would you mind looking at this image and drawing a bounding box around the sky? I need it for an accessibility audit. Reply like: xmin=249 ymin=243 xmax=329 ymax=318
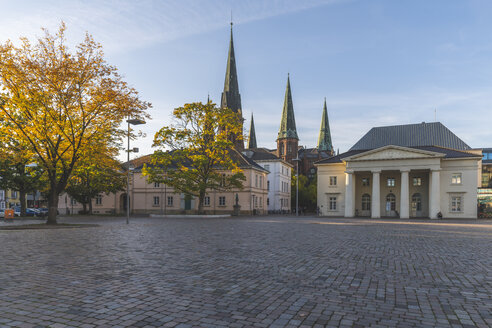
xmin=1 ymin=0 xmax=492 ymax=159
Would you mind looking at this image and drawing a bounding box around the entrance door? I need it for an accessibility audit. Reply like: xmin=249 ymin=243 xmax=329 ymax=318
xmin=361 ymin=193 xmax=371 ymax=217
xmin=184 ymin=195 xmax=192 ymax=210
xmin=411 ymin=193 xmax=422 ymax=217
xmin=385 ymin=193 xmax=396 ymax=217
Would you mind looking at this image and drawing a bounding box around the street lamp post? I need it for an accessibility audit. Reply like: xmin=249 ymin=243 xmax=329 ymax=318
xmin=293 ymin=157 xmax=301 ymax=216
xmin=126 ymin=118 xmax=146 ymax=224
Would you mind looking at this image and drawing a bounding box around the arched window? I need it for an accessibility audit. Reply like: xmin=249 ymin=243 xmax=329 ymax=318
xmin=362 ymin=194 xmax=371 ymax=210
xmin=412 ymin=193 xmax=422 ymax=211
xmin=386 ymin=193 xmax=396 ymax=211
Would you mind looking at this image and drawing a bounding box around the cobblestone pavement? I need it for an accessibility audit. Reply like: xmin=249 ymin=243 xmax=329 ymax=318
xmin=1 ymin=216 xmax=491 ymax=328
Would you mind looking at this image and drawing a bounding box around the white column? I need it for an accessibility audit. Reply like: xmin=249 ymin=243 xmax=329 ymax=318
xmin=400 ymin=169 xmax=410 ymax=219
xmin=371 ymin=170 xmax=381 ymax=218
xmin=344 ymin=170 xmax=354 ymax=217
xmin=430 ymin=169 xmax=441 ymax=219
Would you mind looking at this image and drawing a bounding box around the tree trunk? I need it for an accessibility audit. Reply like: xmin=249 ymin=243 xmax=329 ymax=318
xmin=88 ymin=199 xmax=93 ymax=215
xmin=82 ymin=202 xmax=87 ymax=214
xmin=19 ymin=190 xmax=27 ymax=216
xmin=197 ymin=190 xmax=205 ymax=214
xmin=47 ymin=189 xmax=59 ymax=225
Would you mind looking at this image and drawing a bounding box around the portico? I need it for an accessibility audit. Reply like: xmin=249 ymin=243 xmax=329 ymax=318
xmin=342 ymin=146 xmax=443 ymax=219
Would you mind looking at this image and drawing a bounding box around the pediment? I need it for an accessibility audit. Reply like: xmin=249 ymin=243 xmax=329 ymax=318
xmin=345 ymin=145 xmax=444 ymax=162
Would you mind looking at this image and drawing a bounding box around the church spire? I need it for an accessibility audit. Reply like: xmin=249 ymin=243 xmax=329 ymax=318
xmin=221 ymin=23 xmax=242 ymax=114
xmin=220 ymin=23 xmax=244 ymax=150
xmin=277 ymin=74 xmax=298 ymax=140
xmin=317 ymin=98 xmax=333 ymax=153
xmin=247 ymin=113 xmax=257 ymax=149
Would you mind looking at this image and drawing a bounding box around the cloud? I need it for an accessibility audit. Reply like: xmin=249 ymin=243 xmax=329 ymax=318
xmin=0 ymin=0 xmax=346 ymax=54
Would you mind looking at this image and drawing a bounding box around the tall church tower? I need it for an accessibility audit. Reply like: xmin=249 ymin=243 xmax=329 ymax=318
xmin=276 ymin=74 xmax=299 ymax=164
xmin=221 ymin=23 xmax=244 ymax=151
xmin=317 ymin=98 xmax=334 ymax=155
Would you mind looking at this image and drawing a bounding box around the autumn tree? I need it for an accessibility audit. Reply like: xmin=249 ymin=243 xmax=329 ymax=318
xmin=66 ymin=140 xmax=125 ymax=214
xmin=143 ymin=102 xmax=245 ymax=214
xmin=0 ymin=23 xmax=150 ymax=224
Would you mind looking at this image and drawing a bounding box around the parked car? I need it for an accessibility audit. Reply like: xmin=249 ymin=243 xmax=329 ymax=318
xmin=14 ymin=207 xmax=20 ymax=217
xmin=37 ymin=208 xmax=49 ymax=216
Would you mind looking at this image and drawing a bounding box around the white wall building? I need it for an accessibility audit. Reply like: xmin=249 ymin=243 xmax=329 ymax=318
xmin=243 ymin=148 xmax=293 ymax=213
xmin=316 ymin=122 xmax=482 ymax=219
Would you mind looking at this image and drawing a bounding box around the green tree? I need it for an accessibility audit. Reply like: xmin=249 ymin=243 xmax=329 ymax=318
xmin=0 ymin=23 xmax=150 ymax=224
xmin=292 ymin=173 xmax=317 ymax=214
xmin=66 ymin=146 xmax=125 ymax=214
xmin=143 ymin=102 xmax=245 ymax=213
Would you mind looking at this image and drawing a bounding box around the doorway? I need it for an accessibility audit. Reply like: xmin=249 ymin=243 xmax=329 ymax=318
xmin=385 ymin=193 xmax=397 ymax=217
xmin=184 ymin=194 xmax=192 ymax=210
xmin=411 ymin=193 xmax=422 ymax=217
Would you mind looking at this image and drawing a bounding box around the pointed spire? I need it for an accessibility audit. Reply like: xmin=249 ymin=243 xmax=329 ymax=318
xmin=277 ymin=74 xmax=298 ymax=140
xmin=317 ymin=98 xmax=333 ymax=153
xmin=221 ymin=24 xmax=242 ymax=114
xmin=247 ymin=113 xmax=257 ymax=149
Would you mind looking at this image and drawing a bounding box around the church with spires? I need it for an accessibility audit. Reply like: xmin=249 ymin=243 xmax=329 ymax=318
xmin=220 ymin=23 xmax=335 ymax=181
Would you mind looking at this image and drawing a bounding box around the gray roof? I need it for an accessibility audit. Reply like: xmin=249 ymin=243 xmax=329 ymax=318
xmin=316 ymin=145 xmax=479 ymax=165
xmin=350 ymin=122 xmax=471 ymax=151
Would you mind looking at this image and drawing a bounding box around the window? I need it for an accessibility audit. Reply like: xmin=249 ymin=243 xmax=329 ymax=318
xmin=71 ymin=198 xmax=77 ymax=205
xmin=254 ymin=196 xmax=258 ymax=208
xmin=451 ymin=173 xmax=462 ymax=185
xmin=154 ymin=182 xmax=160 ymax=188
xmin=153 ymin=196 xmax=160 ymax=206
xmin=255 ymin=175 xmax=258 ymax=188
xmin=12 ymin=191 xmax=17 ymax=198
xmin=259 ymin=176 xmax=263 ymax=188
xmin=361 ymin=194 xmax=371 ymax=211
xmin=280 ymin=146 xmax=284 ymax=155
xmin=267 ymin=181 xmax=270 ymax=191
xmin=288 ymin=144 xmax=292 ymax=153
xmin=329 ymin=196 xmax=337 ymax=210
xmin=220 ymin=174 xmax=226 ymax=187
xmin=329 ymin=176 xmax=337 ymax=186
xmin=259 ymin=197 xmax=263 ymax=208
xmin=264 ymin=165 xmax=270 ymax=171
xmin=204 ymin=196 xmax=210 ymax=206
xmin=95 ymin=195 xmax=102 ymax=205
xmin=362 ymin=178 xmax=370 ymax=186
xmin=451 ymin=196 xmax=462 ymax=212
xmin=167 ymin=196 xmax=173 ymax=206
xmin=219 ymin=196 xmax=226 ymax=206
xmin=387 ymin=178 xmax=395 ymax=187
xmin=267 ymin=198 xmax=269 ymax=206
xmin=413 ymin=177 xmax=422 ymax=186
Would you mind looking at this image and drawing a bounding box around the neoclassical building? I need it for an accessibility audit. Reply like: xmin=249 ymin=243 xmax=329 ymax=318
xmin=316 ymin=122 xmax=481 ymax=219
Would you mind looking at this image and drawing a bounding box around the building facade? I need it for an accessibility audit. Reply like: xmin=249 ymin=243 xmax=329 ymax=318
xmin=316 ymin=122 xmax=481 ymax=219
xmin=478 ymin=148 xmax=492 ymax=218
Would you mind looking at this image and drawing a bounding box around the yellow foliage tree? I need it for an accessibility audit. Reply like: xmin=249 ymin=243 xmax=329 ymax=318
xmin=0 ymin=23 xmax=150 ymax=224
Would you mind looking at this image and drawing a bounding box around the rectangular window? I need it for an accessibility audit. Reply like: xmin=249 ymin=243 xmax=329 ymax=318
xmin=267 ymin=181 xmax=270 ymax=191
xmin=204 ymin=196 xmax=210 ymax=206
xmin=167 ymin=196 xmax=173 ymax=206
xmin=12 ymin=191 xmax=17 ymax=198
xmin=95 ymin=195 xmax=102 ymax=205
xmin=413 ymin=177 xmax=422 ymax=186
xmin=329 ymin=176 xmax=337 ymax=186
xmin=255 ymin=175 xmax=258 ymax=188
xmin=259 ymin=176 xmax=263 ymax=188
xmin=451 ymin=196 xmax=462 ymax=212
xmin=154 ymin=182 xmax=160 ymax=188
xmin=220 ymin=174 xmax=226 ymax=187
xmin=267 ymin=198 xmax=269 ymax=206
xmin=387 ymin=178 xmax=395 ymax=187
xmin=153 ymin=196 xmax=160 ymax=206
xmin=219 ymin=196 xmax=226 ymax=206
xmin=264 ymin=164 xmax=270 ymax=171
xmin=329 ymin=196 xmax=337 ymax=211
xmin=362 ymin=178 xmax=370 ymax=186
xmin=259 ymin=197 xmax=263 ymax=208
xmin=71 ymin=198 xmax=77 ymax=205
xmin=451 ymin=173 xmax=462 ymax=185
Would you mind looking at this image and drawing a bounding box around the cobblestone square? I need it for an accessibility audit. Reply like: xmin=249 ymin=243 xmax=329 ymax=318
xmin=1 ymin=216 xmax=491 ymax=327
